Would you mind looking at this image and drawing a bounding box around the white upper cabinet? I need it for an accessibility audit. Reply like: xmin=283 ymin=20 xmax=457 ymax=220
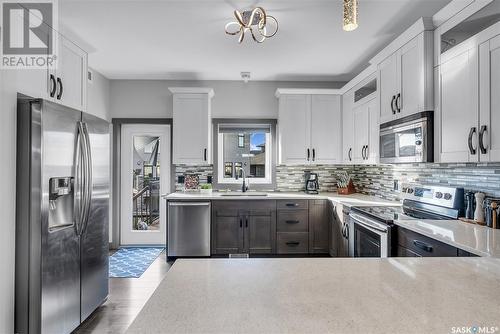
xmin=377 ymin=32 xmax=434 ymax=124
xmin=479 ymin=34 xmax=500 ymax=162
xmin=50 ymin=35 xmax=88 ymax=111
xmin=170 ymin=88 xmax=214 ymax=165
xmin=437 ymin=17 xmax=500 ymax=163
xmin=278 ymin=94 xmax=311 ymax=164
xmin=311 ymin=95 xmax=341 ymax=164
xmin=342 ymin=90 xmax=355 ymax=164
xmin=353 ymin=97 xmax=379 ymax=164
xmin=439 ymin=46 xmax=478 ymax=163
xmin=378 ymin=52 xmax=399 ymax=124
xmin=276 ymin=90 xmax=341 ymax=165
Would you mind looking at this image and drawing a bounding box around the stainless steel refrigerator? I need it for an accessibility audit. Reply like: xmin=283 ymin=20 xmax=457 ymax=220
xmin=15 ymin=97 xmax=110 ymax=334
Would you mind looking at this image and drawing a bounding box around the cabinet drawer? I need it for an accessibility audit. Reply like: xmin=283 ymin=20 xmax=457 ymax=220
xmin=397 ymin=245 xmax=421 ymax=257
xmin=277 ymin=232 xmax=309 ymax=254
xmin=397 ymin=227 xmax=458 ymax=257
xmin=277 ymin=210 xmax=308 ymax=232
xmin=277 ymin=200 xmax=308 ymax=210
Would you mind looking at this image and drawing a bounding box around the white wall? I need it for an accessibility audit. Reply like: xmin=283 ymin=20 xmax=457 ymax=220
xmin=110 ymin=80 xmax=344 ymax=119
xmin=87 ymin=68 xmax=111 ymax=121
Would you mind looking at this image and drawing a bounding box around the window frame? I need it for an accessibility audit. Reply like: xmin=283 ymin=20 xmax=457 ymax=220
xmin=212 ymin=119 xmax=277 ymax=190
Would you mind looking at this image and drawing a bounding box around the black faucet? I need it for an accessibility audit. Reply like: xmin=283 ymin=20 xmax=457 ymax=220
xmin=236 ymin=168 xmax=249 ymax=192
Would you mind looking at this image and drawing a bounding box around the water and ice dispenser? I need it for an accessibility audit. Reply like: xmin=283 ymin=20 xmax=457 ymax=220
xmin=48 ymin=177 xmax=75 ymax=229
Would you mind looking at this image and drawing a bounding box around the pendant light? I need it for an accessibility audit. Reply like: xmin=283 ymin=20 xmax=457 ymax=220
xmin=343 ymin=0 xmax=359 ymax=32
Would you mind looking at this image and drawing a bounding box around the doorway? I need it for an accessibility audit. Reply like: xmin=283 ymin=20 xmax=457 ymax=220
xmin=120 ymin=124 xmax=170 ymax=245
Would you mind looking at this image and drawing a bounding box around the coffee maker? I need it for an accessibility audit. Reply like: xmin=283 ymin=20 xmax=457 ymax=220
xmin=305 ymin=172 xmax=319 ymax=194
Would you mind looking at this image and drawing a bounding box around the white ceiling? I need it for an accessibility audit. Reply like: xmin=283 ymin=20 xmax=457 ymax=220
xmin=59 ymin=0 xmax=451 ymax=81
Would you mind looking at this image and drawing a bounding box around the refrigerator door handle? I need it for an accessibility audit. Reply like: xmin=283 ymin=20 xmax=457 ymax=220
xmin=81 ymin=122 xmax=93 ymax=235
xmin=74 ymin=122 xmax=86 ymax=235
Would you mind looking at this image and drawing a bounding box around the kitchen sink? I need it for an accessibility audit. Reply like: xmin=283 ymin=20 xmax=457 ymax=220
xmin=219 ymin=192 xmax=269 ymax=197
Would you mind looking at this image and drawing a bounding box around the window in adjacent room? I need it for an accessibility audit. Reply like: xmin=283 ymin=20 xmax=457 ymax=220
xmin=217 ymin=123 xmax=272 ymax=184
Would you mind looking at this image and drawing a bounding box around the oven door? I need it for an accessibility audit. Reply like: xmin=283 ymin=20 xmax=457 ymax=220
xmin=379 ymin=119 xmax=428 ymax=164
xmin=349 ymin=213 xmax=389 ymax=258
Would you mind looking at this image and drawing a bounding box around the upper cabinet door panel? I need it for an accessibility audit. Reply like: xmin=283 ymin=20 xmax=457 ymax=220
xmin=353 ymin=104 xmax=369 ymax=163
xmin=399 ymin=37 xmax=421 ymax=118
xmin=311 ymin=95 xmax=341 ymax=164
xmin=479 ymin=35 xmax=500 ymax=162
xmin=342 ymin=91 xmax=355 ymax=164
xmin=58 ymin=36 xmax=87 ymax=111
xmin=173 ymin=93 xmax=211 ymax=164
xmin=278 ymin=95 xmax=311 ymax=164
xmin=378 ymin=52 xmax=398 ymax=124
xmin=439 ymin=48 xmax=478 ymax=163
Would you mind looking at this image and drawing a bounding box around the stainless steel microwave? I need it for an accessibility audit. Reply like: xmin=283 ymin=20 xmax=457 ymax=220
xmin=379 ymin=111 xmax=433 ymax=164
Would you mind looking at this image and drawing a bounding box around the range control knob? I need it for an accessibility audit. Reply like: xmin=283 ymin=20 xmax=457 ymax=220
xmin=407 ymin=188 xmax=414 ymax=194
xmin=435 ymin=192 xmax=443 ymax=199
xmin=444 ymin=193 xmax=453 ymax=200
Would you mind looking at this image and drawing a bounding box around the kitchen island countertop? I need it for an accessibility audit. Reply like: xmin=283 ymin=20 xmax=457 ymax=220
xmin=126 ymin=257 xmax=500 ymax=334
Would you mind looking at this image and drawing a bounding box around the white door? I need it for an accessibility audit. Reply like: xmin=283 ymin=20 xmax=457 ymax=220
xmin=479 ymin=35 xmax=500 ymax=162
xmin=378 ymin=52 xmax=399 ymax=124
xmin=278 ymin=94 xmax=311 ymax=164
xmin=399 ymin=36 xmax=421 ymax=118
xmin=353 ymin=103 xmax=369 ymax=164
xmin=311 ymin=95 xmax=341 ymax=164
xmin=172 ymin=93 xmax=211 ymax=164
xmin=120 ymin=124 xmax=171 ymax=245
xmin=439 ymin=48 xmax=479 ymax=163
xmin=342 ymin=91 xmax=355 ymax=163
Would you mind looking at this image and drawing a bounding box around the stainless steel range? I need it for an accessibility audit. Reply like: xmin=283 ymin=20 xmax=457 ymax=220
xmin=349 ymin=185 xmax=465 ymax=258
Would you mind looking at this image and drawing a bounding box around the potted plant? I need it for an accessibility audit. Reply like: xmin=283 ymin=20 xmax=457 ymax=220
xmin=336 ymin=172 xmax=355 ymax=195
xmin=200 ymin=183 xmax=213 ymax=194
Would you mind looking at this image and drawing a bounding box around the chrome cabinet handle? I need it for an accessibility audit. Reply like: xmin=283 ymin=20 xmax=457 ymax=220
xmin=307 ymin=148 xmax=310 ymax=161
xmin=312 ymin=148 xmax=316 ymax=161
xmin=479 ymin=125 xmax=488 ymax=154
xmin=468 ymin=127 xmax=477 ymax=155
xmin=391 ymin=95 xmax=396 ymax=115
xmin=365 ymin=145 xmax=369 ymax=160
xmin=348 ymin=148 xmax=352 ymax=161
xmin=204 ymin=148 xmax=207 ymax=161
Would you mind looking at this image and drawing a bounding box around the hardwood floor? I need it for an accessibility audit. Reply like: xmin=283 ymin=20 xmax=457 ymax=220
xmin=74 ymin=251 xmax=172 ymax=334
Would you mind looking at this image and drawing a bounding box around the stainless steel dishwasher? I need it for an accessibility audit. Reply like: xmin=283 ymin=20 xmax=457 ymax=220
xmin=167 ymin=202 xmax=211 ymax=258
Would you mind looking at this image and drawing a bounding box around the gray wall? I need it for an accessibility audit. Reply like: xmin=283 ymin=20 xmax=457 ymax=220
xmin=110 ymin=80 xmax=344 ymax=119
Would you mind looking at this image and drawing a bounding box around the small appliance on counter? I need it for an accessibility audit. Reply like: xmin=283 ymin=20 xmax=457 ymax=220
xmin=305 ymin=171 xmax=319 ymax=194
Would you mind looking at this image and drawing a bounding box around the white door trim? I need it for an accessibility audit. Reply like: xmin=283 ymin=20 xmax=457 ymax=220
xmin=120 ymin=124 xmax=170 ymax=246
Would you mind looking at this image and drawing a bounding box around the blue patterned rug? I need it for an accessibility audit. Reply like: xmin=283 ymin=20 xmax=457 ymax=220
xmin=109 ymin=247 xmax=164 ymax=278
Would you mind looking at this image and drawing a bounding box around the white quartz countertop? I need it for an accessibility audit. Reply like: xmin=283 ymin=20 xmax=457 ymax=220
xmin=163 ymin=191 xmax=399 ymax=208
xmin=126 ymin=257 xmax=500 ymax=334
xmin=395 ymin=218 xmax=500 ymax=258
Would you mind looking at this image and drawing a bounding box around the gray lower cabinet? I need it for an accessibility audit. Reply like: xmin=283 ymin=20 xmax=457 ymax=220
xmin=212 ymin=201 xmax=276 ymax=255
xmin=277 ymin=232 xmax=309 ymax=254
xmin=397 ymin=226 xmax=479 ymax=257
xmin=309 ymin=200 xmax=330 ymax=254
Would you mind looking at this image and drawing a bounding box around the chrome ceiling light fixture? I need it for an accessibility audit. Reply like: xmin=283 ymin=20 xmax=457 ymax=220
xmin=225 ymin=7 xmax=278 ymax=44
xmin=343 ymin=0 xmax=359 ymax=32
